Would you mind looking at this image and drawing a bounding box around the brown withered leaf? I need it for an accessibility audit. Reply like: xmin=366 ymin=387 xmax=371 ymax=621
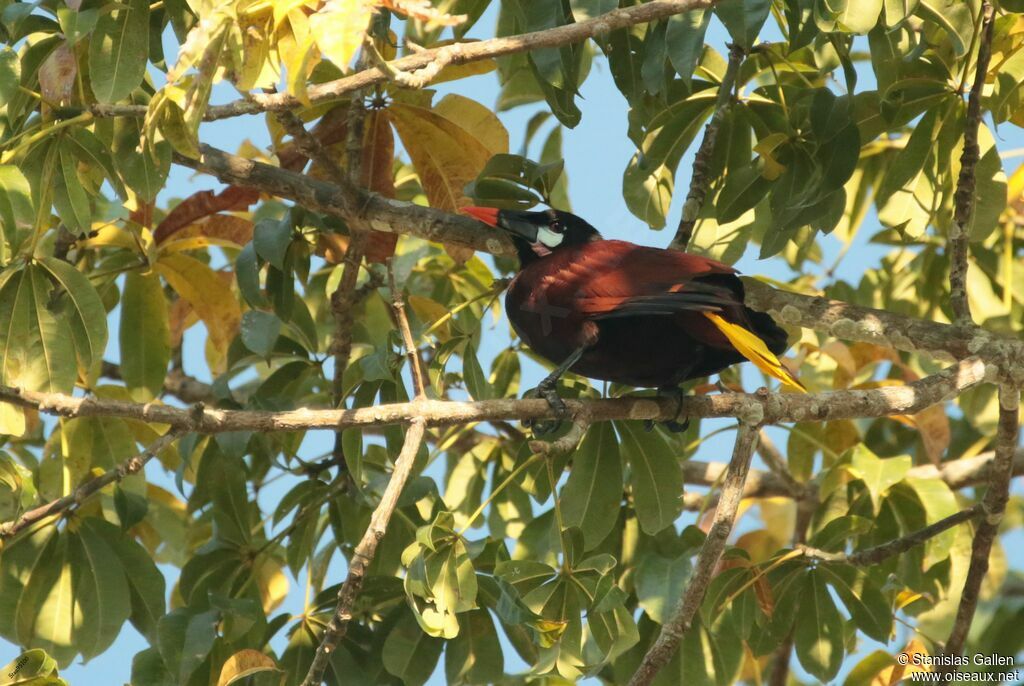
xmin=168 ymin=214 xmax=255 ymax=248
xmin=359 ymin=109 xmax=398 ymax=263
xmin=154 ymin=187 xmax=260 ymax=243
xmin=39 ymin=41 xmax=77 ymax=107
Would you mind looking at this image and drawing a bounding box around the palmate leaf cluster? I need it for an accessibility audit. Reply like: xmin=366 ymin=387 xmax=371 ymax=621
xmin=2 ymin=0 xmax=1024 ymax=684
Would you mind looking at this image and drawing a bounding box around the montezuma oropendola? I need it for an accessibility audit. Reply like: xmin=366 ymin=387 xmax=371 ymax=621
xmin=462 ymin=206 xmax=804 ymax=428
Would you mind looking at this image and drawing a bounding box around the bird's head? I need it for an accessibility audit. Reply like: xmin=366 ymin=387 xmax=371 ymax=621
xmin=462 ymin=207 xmax=601 ymax=266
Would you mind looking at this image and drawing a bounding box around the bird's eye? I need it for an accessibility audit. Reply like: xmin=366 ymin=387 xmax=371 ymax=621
xmin=550 ymin=221 xmax=564 ymax=233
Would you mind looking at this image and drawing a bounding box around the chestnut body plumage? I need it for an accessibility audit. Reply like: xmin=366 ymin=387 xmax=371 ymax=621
xmin=505 ymin=239 xmax=788 ymax=388
xmin=462 ymin=206 xmax=800 ymax=419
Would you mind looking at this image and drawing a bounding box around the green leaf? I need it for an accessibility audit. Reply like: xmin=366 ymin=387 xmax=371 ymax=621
xmin=808 ymin=515 xmax=873 ymax=551
xmin=716 ymin=164 xmax=772 ymax=223
xmin=444 ymin=609 xmax=504 ymax=684
xmin=819 ymin=565 xmax=891 ymax=642
xmin=382 ymin=609 xmax=444 ymax=686
xmin=38 ymin=257 xmax=108 ymax=379
xmin=130 ymin=648 xmax=174 ymax=686
xmin=966 ymin=125 xmax=1006 ymax=242
xmin=560 ymin=422 xmax=622 ymax=549
xmin=0 ymin=266 xmax=77 ymax=394
xmin=793 ymin=569 xmax=844 ymax=682
xmin=666 ymin=10 xmax=711 ymax=85
xmin=623 ymin=92 xmax=717 ymax=227
xmin=240 ymin=310 xmax=281 ymax=358
xmin=635 ymin=553 xmax=692 ymax=624
xmin=72 ymin=519 xmax=132 ymax=659
xmin=0 ymin=165 xmax=34 ymax=260
xmin=52 ymin=143 xmax=92 ymax=234
xmin=815 ymin=0 xmax=883 ymax=34
xmin=17 ymin=532 xmax=76 ymax=666
xmin=915 ymin=0 xmax=973 ymax=56
xmin=61 ymin=416 xmax=136 ymax=479
xmin=157 ymin=609 xmax=217 ymax=684
xmin=462 ymin=341 xmax=494 ymax=401
xmin=89 ymin=0 xmax=150 ymax=102
xmin=845 ymin=445 xmax=911 ymax=511
xmin=253 ymin=217 xmax=293 ymax=272
xmin=616 ymin=421 xmax=683 ymax=535
xmin=94 ymin=519 xmax=166 ymax=642
xmin=119 ymin=272 xmax=171 ymax=400
xmin=0 ymin=47 xmax=19 ymax=108
xmin=902 ymin=476 xmax=959 ymax=566
xmin=0 ymin=648 xmax=61 ymax=684
xmin=715 ymin=0 xmax=771 ymax=48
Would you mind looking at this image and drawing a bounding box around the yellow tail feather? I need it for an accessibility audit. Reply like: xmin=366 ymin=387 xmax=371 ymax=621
xmin=703 ymin=312 xmax=806 ymax=392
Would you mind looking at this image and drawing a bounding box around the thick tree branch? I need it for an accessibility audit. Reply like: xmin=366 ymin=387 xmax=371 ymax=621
xmin=0 ymin=357 xmax=985 ymax=433
xmin=948 ymin=0 xmax=995 ymax=327
xmin=0 ymin=413 xmax=198 ymax=540
xmin=670 ymin=42 xmax=744 ymax=251
xmin=173 ymin=145 xmax=516 ymax=257
xmin=90 ymin=0 xmax=714 ymax=122
xmin=629 ymin=423 xmax=760 ymax=686
xmin=940 ymin=384 xmax=1019 ymax=683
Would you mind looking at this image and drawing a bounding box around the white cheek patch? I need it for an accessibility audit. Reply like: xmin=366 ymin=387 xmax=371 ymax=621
xmin=536 ymin=227 xmax=564 ymax=248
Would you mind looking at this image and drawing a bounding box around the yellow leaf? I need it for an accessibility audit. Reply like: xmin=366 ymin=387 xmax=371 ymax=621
xmin=703 ymin=312 xmax=806 ymax=391
xmin=389 ymin=94 xmax=508 ymax=211
xmin=255 ymin=558 xmax=289 ymax=613
xmin=0 ymin=403 xmax=25 ymax=437
xmin=216 ymin=649 xmax=280 ymax=686
xmin=310 ymin=0 xmax=373 ymax=70
xmin=154 ymin=253 xmax=241 ymax=355
xmin=753 ymin=132 xmax=789 ymax=181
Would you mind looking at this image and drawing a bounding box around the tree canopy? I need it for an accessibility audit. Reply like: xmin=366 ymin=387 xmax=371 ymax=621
xmin=1 ymin=0 xmax=1024 ymax=684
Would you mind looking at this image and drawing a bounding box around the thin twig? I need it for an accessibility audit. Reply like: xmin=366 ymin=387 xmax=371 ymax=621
xmin=939 ymin=384 xmax=1019 ymax=683
xmin=387 ymin=260 xmax=427 ymax=400
xmin=798 ymin=504 xmax=983 ymax=566
xmin=302 ymin=260 xmax=430 ymax=686
xmin=88 ymin=0 xmax=715 ymax=122
xmin=949 ymin=0 xmax=995 ymax=327
xmin=670 ymin=42 xmax=745 ymax=251
xmin=0 ymin=357 xmax=987 ymax=433
xmin=0 ymin=404 xmax=202 ymax=540
xmin=628 ymin=423 xmax=760 ymax=686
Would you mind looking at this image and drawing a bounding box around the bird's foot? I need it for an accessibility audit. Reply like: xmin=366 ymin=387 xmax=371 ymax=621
xmin=645 ymin=386 xmax=690 ymax=434
xmin=524 ymin=383 xmax=570 ymax=436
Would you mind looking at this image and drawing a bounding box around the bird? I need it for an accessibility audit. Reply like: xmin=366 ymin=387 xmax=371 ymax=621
xmin=462 ymin=206 xmax=804 ymax=428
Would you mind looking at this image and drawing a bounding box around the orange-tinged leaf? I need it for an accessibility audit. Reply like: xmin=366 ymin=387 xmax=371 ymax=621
xmin=912 ymin=404 xmax=951 ymax=465
xmin=877 ymin=638 xmax=929 ymax=685
xmin=154 ymin=187 xmax=259 ymax=244
xmin=431 ymin=93 xmax=509 ymax=155
xmin=155 ymin=254 xmax=241 ymax=354
xmin=160 ymin=218 xmax=251 ymax=255
xmin=216 ymin=649 xmax=281 ymax=686
xmin=389 ymin=94 xmax=508 ymax=212
xmin=317 ymin=233 xmax=349 ymax=264
xmin=360 ymin=109 xmax=398 ymax=262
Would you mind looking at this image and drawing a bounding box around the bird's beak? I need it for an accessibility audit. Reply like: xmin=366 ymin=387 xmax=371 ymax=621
xmin=462 ymin=206 xmax=540 ymax=243
xmin=461 ymin=206 xmax=500 ymax=226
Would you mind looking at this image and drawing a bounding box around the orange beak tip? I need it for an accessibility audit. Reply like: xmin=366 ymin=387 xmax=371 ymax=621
xmin=461 ymin=206 xmax=500 ymax=227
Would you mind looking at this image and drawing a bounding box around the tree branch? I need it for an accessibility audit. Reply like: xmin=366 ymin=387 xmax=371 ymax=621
xmin=670 ymin=42 xmax=744 ymax=251
xmin=89 ymin=0 xmax=715 ymax=122
xmin=0 ymin=357 xmax=985 ymax=433
xmin=940 ymin=384 xmax=1019 ymax=683
xmin=798 ymin=504 xmax=983 ymax=566
xmin=174 ymin=144 xmax=1024 ymax=382
xmin=629 ymin=423 xmax=760 ymax=686
xmin=173 ymin=145 xmax=516 ymax=257
xmin=0 ymin=408 xmax=200 ymax=540
xmin=299 ymin=417 xmax=426 ymax=686
xmin=948 ymin=0 xmax=995 ymax=327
